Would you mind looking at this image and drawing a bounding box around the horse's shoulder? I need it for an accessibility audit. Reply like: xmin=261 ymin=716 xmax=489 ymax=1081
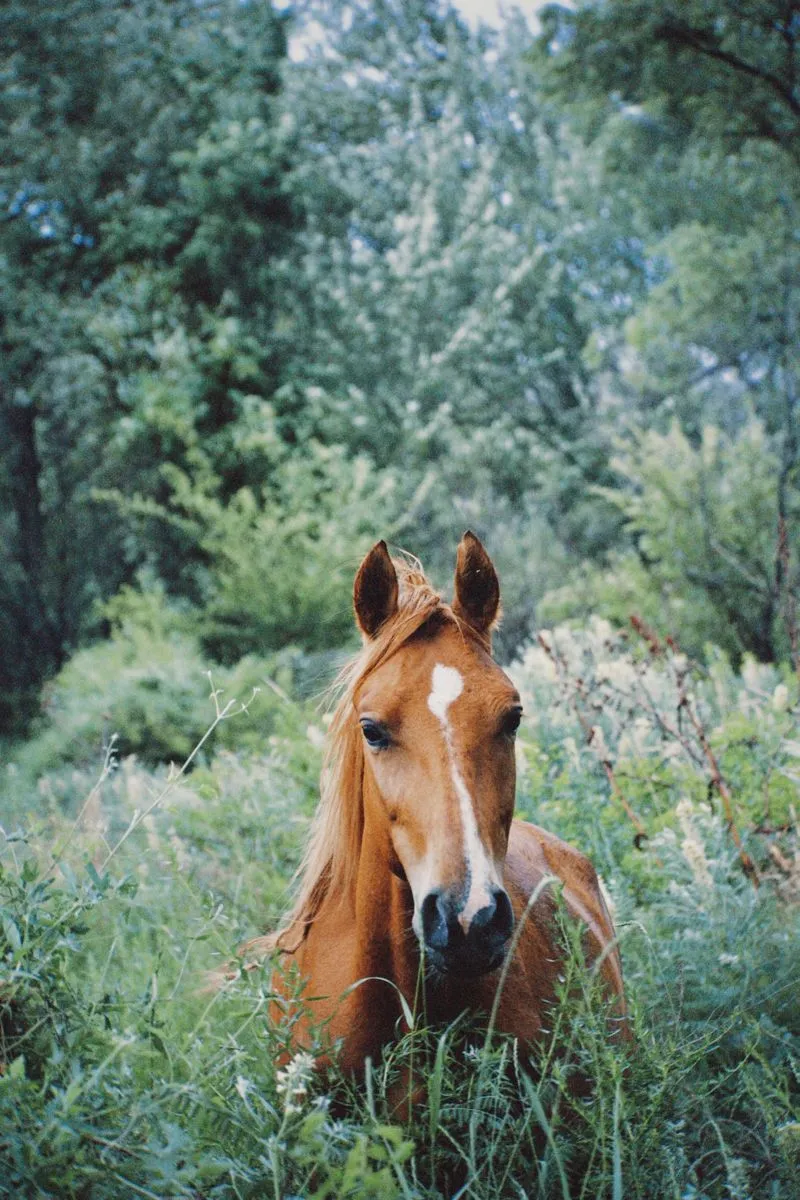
xmin=507 ymin=819 xmax=613 ymax=940
xmin=508 ymin=818 xmax=599 ymax=891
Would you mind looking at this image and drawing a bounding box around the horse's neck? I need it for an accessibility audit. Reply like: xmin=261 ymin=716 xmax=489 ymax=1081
xmin=351 ymin=771 xmax=420 ymax=990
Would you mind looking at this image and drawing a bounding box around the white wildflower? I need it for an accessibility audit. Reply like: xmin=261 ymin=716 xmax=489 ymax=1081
xmin=589 ymin=724 xmax=613 ymax=763
xmin=773 ymin=683 xmax=790 ymax=712
xmin=588 ymin=616 xmax=614 ymax=644
xmin=676 ymin=797 xmax=713 ymax=890
xmin=563 ymin=736 xmax=582 ymax=772
xmin=520 ymin=642 xmax=558 ymax=684
xmin=275 ymin=1050 xmax=315 ymax=1115
xmin=742 ymin=657 xmax=773 ymax=693
xmin=661 ymin=740 xmax=684 ymax=761
xmin=618 ymin=716 xmax=654 ymax=759
xmin=596 ymin=659 xmax=637 ymax=691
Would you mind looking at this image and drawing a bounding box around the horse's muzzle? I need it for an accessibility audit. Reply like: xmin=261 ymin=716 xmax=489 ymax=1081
xmin=420 ymin=886 xmax=514 ymax=977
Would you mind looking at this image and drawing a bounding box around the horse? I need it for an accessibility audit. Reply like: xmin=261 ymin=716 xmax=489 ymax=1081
xmin=245 ymin=532 xmax=627 ymax=1083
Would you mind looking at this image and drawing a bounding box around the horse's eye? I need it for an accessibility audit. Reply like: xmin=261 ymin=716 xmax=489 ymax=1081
xmin=501 ymin=707 xmax=523 ymax=739
xmin=360 ymin=719 xmax=390 ymax=750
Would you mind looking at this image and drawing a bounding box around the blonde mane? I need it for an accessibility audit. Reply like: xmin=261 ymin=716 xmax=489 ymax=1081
xmin=274 ymin=556 xmax=453 ymax=951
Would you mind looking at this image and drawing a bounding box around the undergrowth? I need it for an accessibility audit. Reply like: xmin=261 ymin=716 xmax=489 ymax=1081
xmin=1 ymin=628 xmax=798 ymax=1197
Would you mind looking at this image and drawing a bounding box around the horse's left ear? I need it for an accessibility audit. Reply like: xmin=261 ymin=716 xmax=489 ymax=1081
xmin=354 ymin=540 xmax=399 ymax=639
xmin=452 ymin=531 xmax=501 ymax=639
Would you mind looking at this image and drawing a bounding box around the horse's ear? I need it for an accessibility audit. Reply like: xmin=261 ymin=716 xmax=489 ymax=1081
xmin=452 ymin=531 xmax=500 ymax=639
xmin=354 ymin=540 xmax=399 ymax=638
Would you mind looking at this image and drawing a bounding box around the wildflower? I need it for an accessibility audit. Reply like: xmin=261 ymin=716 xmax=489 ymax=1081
xmin=521 ymin=642 xmax=558 ymax=684
xmin=563 ymin=735 xmax=582 ymax=771
xmin=618 ymin=716 xmax=653 ymax=759
xmin=676 ymin=797 xmax=713 ymax=890
xmin=589 ymin=724 xmax=612 ymax=764
xmin=773 ymin=683 xmax=790 ymax=712
xmin=596 ymin=659 xmax=637 ymax=691
xmin=275 ymin=1050 xmax=315 ymax=1115
xmin=589 ymin=616 xmax=614 ymax=644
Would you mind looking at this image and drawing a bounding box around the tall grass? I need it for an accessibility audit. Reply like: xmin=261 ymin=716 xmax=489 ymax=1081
xmin=1 ymin=632 xmax=798 ymax=1196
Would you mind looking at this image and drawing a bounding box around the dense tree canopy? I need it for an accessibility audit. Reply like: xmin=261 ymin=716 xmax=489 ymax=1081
xmin=0 ymin=0 xmax=294 ymax=726
xmin=1 ymin=0 xmax=799 ymax=734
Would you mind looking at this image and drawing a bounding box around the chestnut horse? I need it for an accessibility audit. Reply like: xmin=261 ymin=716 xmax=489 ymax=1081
xmin=248 ymin=533 xmax=626 ymax=1075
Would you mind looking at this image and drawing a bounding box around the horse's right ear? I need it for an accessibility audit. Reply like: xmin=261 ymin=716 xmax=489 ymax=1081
xmin=452 ymin=530 xmax=500 ymax=639
xmin=354 ymin=541 xmax=399 ymax=638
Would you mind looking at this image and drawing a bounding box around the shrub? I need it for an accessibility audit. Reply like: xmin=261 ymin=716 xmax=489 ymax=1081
xmin=1 ymin=623 xmax=797 ymax=1197
xmin=4 ymin=582 xmax=324 ymax=791
xmin=541 ymin=420 xmax=798 ymax=665
xmin=512 ymin=617 xmax=799 ymax=883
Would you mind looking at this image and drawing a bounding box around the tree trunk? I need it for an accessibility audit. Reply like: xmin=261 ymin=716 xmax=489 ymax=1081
xmin=1 ymin=385 xmax=61 ymax=672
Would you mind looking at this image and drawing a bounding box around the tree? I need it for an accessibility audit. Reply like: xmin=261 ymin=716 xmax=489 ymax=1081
xmin=0 ymin=0 xmax=294 ymax=728
xmin=543 ymin=420 xmax=795 ymax=662
xmin=532 ymin=1 xmax=800 ymax=657
xmin=267 ymin=0 xmax=635 ymax=653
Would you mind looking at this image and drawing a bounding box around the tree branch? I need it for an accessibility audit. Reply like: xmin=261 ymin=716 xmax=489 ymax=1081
xmin=657 ymin=17 xmax=800 ymax=119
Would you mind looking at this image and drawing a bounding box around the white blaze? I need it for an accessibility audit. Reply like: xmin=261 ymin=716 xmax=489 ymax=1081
xmin=427 ymin=663 xmax=463 ymax=720
xmin=426 ymin=663 xmax=499 ymax=930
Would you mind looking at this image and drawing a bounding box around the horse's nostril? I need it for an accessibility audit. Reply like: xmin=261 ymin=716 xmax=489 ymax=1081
xmin=420 ymin=886 xmax=513 ymax=969
xmin=471 ymin=887 xmax=514 ymax=943
xmin=493 ymin=887 xmax=514 ymax=940
xmin=420 ymin=890 xmax=450 ymax=951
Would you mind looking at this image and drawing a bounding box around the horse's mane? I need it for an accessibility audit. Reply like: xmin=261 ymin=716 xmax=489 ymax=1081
xmin=271 ymin=554 xmax=454 ymax=952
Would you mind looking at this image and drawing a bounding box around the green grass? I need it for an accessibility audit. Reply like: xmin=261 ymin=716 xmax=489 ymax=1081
xmin=1 ymin=633 xmax=799 ymax=1197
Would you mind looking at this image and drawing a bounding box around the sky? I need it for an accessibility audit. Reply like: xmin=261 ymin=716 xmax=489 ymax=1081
xmin=441 ymin=1 xmax=561 ymax=32
xmin=456 ymin=0 xmax=523 ymax=29
xmin=454 ymin=0 xmax=505 ymax=27
xmin=284 ymin=1 xmax=554 ymax=61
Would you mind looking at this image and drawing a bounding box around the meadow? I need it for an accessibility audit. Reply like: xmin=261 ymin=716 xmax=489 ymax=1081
xmin=1 ymin=611 xmax=798 ymax=1198
xmin=3 ymin=1 xmax=800 ymax=1194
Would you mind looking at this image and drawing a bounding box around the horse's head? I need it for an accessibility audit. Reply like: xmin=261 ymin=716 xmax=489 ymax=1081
xmin=352 ymin=533 xmax=521 ymax=978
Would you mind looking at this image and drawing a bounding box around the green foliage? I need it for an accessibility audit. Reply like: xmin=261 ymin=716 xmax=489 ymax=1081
xmin=0 ymin=0 xmax=294 ymax=720
xmin=275 ymin=0 xmax=624 ymax=592
xmin=541 ymin=420 xmax=797 ymax=663
xmin=511 ymin=617 xmax=800 ymax=883
xmin=532 ymin=0 xmax=800 ymax=660
xmin=2 ymin=582 xmax=322 ymax=790
xmin=1 ymin=628 xmax=798 ymax=1196
xmin=162 ymin=443 xmax=392 ymax=661
xmin=537 ymin=1 xmax=800 ymax=153
xmin=1 ymin=784 xmax=798 ymax=1195
xmin=5 ymin=0 xmax=800 ymax=734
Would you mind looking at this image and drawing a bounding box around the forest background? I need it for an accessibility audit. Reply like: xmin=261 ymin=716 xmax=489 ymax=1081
xmin=4 ymin=0 xmax=799 ymax=732
xmin=1 ymin=1 xmax=799 ymax=1197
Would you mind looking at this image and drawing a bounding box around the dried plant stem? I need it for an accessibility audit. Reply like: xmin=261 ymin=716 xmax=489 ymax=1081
xmin=47 ymin=734 xmax=118 ymax=873
xmin=677 ymin=682 xmax=760 ymax=888
xmin=767 ymin=841 xmax=794 ymax=875
xmin=99 ymin=679 xmax=259 ymax=872
xmin=628 ymin=617 xmax=760 ymax=889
